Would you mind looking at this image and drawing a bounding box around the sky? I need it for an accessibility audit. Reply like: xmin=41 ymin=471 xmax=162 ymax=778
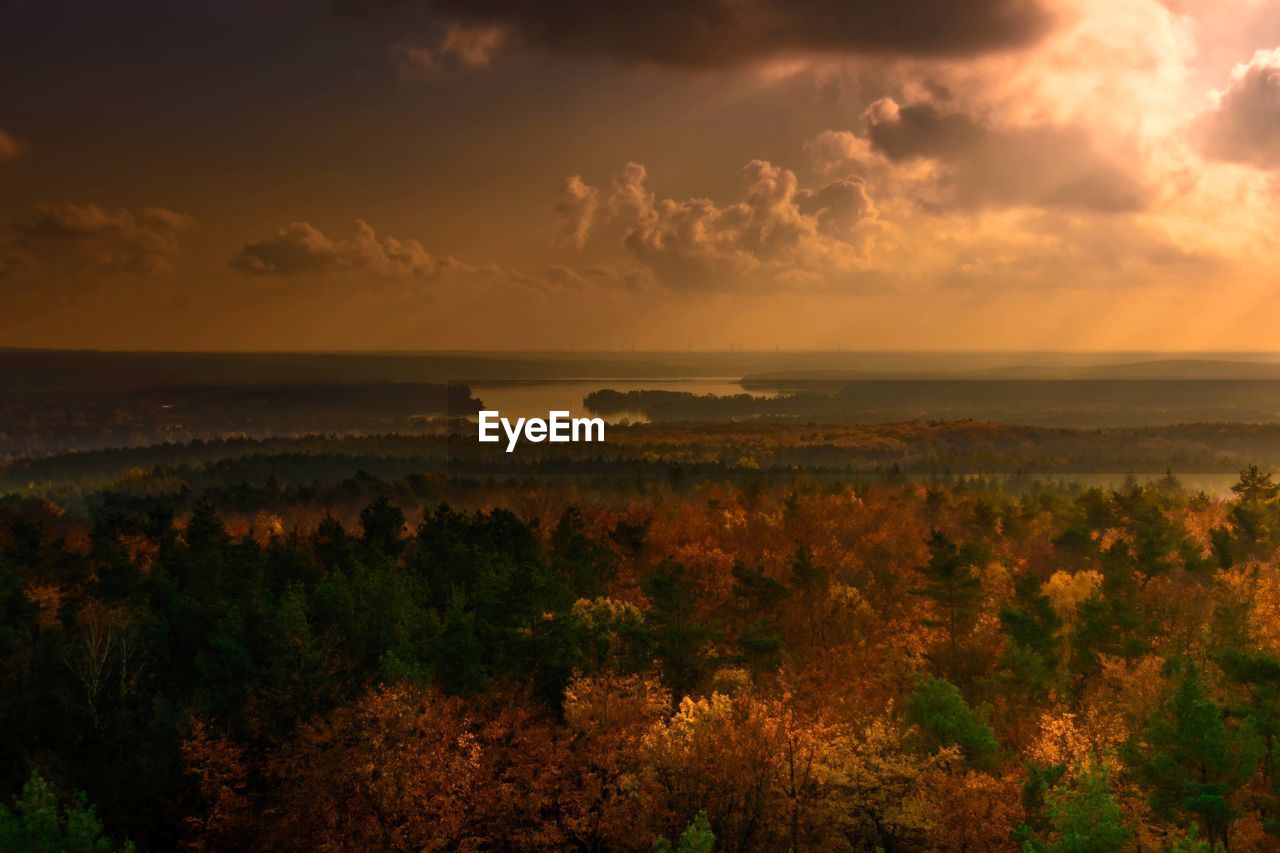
xmin=2 ymin=0 xmax=1280 ymax=351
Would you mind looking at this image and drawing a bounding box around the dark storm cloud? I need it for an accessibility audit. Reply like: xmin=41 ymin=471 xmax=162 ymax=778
xmin=864 ymin=100 xmax=1151 ymax=213
xmin=865 ymin=102 xmax=990 ymax=161
xmin=338 ymin=0 xmax=1054 ymax=67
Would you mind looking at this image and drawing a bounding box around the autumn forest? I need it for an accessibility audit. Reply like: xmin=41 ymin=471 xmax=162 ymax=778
xmin=10 ymin=0 xmax=1280 ymax=847
xmin=7 ymin=416 xmax=1280 ymax=850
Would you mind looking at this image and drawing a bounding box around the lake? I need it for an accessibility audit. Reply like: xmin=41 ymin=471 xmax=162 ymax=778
xmin=469 ymin=378 xmax=777 ymax=423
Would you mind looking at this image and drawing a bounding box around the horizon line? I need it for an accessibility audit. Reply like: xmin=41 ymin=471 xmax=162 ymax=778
xmin=7 ymin=347 xmax=1280 ymax=357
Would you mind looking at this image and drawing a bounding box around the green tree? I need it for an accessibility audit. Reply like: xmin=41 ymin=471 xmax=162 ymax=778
xmin=730 ymin=561 xmax=791 ymax=619
xmin=642 ymin=560 xmax=716 ymax=699
xmin=0 ymin=771 xmax=131 ymax=853
xmin=729 ymin=561 xmax=789 ymax=675
xmin=789 ymin=544 xmax=829 ymax=648
xmin=996 ymin=571 xmax=1062 ymax=697
xmin=183 ymin=498 xmax=230 ymax=557
xmin=550 ymin=505 xmax=617 ymax=599
xmin=437 ymin=591 xmax=485 ymax=695
xmin=1227 ymin=465 xmax=1280 ymax=558
xmin=1071 ymin=542 xmax=1149 ymax=675
xmin=1127 ymin=662 xmax=1261 ymax=851
xmin=0 ymin=556 xmax=36 ymax=660
xmin=1215 ymin=648 xmax=1280 ymax=808
xmin=653 ymin=810 xmax=715 ymax=853
xmin=915 ymin=531 xmax=985 ymax=680
xmin=904 ymin=676 xmax=1000 ymax=769
xmin=1044 ymin=767 xmax=1131 ymax=853
xmin=359 ymin=495 xmax=406 ymax=556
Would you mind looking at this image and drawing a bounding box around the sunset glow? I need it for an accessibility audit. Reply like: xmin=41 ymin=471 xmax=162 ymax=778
xmin=3 ymin=0 xmax=1279 ymax=350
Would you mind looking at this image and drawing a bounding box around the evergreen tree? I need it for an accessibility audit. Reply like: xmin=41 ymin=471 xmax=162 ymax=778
xmin=789 ymin=543 xmax=826 ymax=592
xmin=1127 ymin=662 xmax=1261 ymax=851
xmin=550 ymin=505 xmax=617 ymax=599
xmin=904 ymin=676 xmax=1000 ymax=769
xmin=438 ymin=591 xmax=485 ymax=695
xmin=1215 ymin=648 xmax=1280 ymax=803
xmin=915 ymin=531 xmax=985 ymax=680
xmin=653 ymin=810 xmax=715 ymax=853
xmin=358 ymin=495 xmax=406 ymax=556
xmin=1044 ymin=767 xmax=1131 ymax=853
xmin=1227 ymin=465 xmax=1280 ymax=557
xmin=729 ymin=561 xmax=789 ymax=674
xmin=998 ymin=570 xmax=1062 ymax=695
xmin=642 ymin=560 xmax=716 ymax=698
xmin=0 ymin=771 xmax=131 ymax=853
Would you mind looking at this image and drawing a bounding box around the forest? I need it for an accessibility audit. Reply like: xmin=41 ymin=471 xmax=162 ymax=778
xmin=13 ymin=0 xmax=1280 ymax=842
xmin=12 ymin=419 xmax=1280 ymax=518
xmin=583 ymin=381 xmax=1280 ymax=427
xmin=17 ymin=349 xmax=1280 ymax=459
xmin=5 ymin=447 xmax=1280 ymax=850
xmin=0 ymin=382 xmax=481 ymax=459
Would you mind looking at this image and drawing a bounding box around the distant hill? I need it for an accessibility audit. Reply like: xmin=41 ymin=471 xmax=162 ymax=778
xmin=741 ymin=359 xmax=1280 ymax=386
xmin=8 ymin=349 xmax=1280 ymax=397
xmin=589 ymin=379 xmax=1280 ymax=428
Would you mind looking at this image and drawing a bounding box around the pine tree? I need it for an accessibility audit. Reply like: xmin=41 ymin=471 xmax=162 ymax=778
xmin=904 ymin=676 xmax=1000 ymax=769
xmin=653 ymin=810 xmax=715 ymax=853
xmin=0 ymin=771 xmax=131 ymax=852
xmin=551 ymin=505 xmax=617 ymax=599
xmin=359 ymin=495 xmax=406 ymax=556
xmin=915 ymin=531 xmax=985 ymax=680
xmin=438 ymin=591 xmax=485 ymax=695
xmin=1228 ymin=465 xmax=1280 ymax=557
xmin=1045 ymin=767 xmax=1131 ymax=853
xmin=642 ymin=560 xmax=716 ymax=699
xmin=1127 ymin=662 xmax=1261 ymax=850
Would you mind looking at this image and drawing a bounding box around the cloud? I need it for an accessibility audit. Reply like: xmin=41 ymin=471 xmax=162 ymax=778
xmin=814 ymin=98 xmax=1151 ymax=213
xmin=542 ymin=264 xmax=585 ymax=288
xmin=439 ymin=23 xmax=507 ymax=66
xmin=572 ymin=160 xmax=880 ymax=290
xmin=0 ymin=202 xmax=193 ymax=280
xmin=389 ymin=41 xmax=441 ymax=80
xmin=230 ymin=219 xmax=542 ymax=294
xmin=922 ymin=211 xmax=1221 ymax=291
xmin=231 ymin=220 xmax=449 ymax=278
xmin=1198 ymin=48 xmax=1280 ymax=170
xmin=806 ymin=131 xmax=880 ymax=175
xmin=0 ymin=247 xmax=36 ymax=281
xmin=560 ymin=138 xmax=1192 ymax=296
xmin=554 ymin=175 xmax=599 ymax=248
xmin=349 ymin=0 xmax=1054 ymax=68
xmin=0 ymin=130 xmax=25 ymax=161
xmin=390 ymin=23 xmax=509 ymax=79
xmin=796 ymin=178 xmax=877 ymax=237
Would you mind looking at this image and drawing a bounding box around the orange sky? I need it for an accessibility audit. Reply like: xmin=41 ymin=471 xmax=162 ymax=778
xmin=2 ymin=0 xmax=1280 ymax=351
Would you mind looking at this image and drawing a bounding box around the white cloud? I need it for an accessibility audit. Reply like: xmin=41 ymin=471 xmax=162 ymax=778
xmin=569 ymin=160 xmax=881 ymax=290
xmin=554 ymin=175 xmax=599 ymax=248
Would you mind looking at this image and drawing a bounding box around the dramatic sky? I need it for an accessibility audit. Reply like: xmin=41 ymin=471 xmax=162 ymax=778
xmin=3 ymin=0 xmax=1280 ymax=350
